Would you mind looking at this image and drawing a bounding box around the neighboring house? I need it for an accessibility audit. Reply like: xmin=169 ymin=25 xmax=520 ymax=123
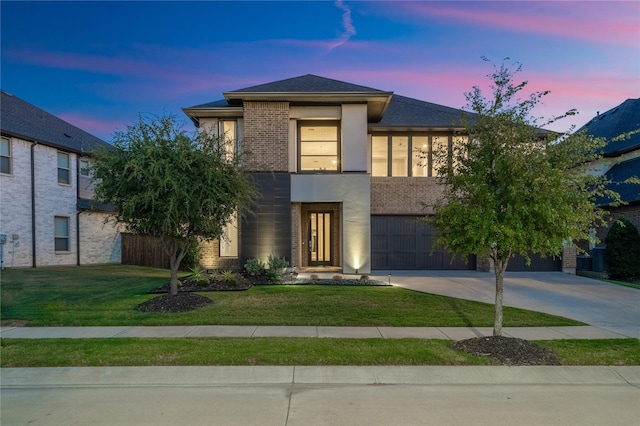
xmin=183 ymin=74 xmax=570 ymax=273
xmin=0 ymin=90 xmax=121 ymax=268
xmin=577 ymin=98 xmax=640 ymax=270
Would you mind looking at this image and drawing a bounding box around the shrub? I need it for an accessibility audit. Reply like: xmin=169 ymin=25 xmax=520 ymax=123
xmin=605 ymin=216 xmax=640 ymax=279
xmin=181 ymin=238 xmax=201 ymax=270
xmin=267 ymin=254 xmax=289 ymax=275
xmin=310 ymin=274 xmax=319 ymax=281
xmin=360 ymin=274 xmax=370 ymax=281
xmin=220 ymin=270 xmax=237 ymax=286
xmin=244 ymin=258 xmax=266 ymax=276
xmin=332 ymin=275 xmax=343 ymax=282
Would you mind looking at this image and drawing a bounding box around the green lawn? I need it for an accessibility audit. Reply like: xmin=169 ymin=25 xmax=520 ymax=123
xmin=2 ymin=338 xmax=638 ymax=367
xmin=0 ymin=265 xmax=583 ymax=327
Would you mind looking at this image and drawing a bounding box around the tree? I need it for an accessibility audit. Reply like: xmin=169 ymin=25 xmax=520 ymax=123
xmin=431 ymin=58 xmax=614 ymax=336
xmin=92 ymin=114 xmax=256 ymax=295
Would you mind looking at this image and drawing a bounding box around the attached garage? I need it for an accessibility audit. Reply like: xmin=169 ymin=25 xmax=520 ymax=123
xmin=507 ymin=253 xmax=562 ymax=271
xmin=371 ymin=216 xmax=476 ymax=270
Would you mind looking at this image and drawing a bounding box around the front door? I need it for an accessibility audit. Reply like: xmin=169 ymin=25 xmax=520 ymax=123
xmin=309 ymin=212 xmax=332 ymax=266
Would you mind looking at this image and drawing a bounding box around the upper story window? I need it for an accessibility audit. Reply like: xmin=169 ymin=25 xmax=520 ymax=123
xmin=0 ymin=137 xmax=11 ymax=174
xmin=219 ymin=120 xmax=236 ymax=160
xmin=57 ymin=152 xmax=70 ymax=184
xmin=372 ymin=134 xmax=458 ymax=177
xmin=298 ymin=121 xmax=340 ymax=172
xmin=79 ymin=159 xmax=90 ymax=177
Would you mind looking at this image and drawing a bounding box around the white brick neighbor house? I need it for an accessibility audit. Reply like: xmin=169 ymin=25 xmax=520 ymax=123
xmin=0 ymin=90 xmax=120 ymax=268
xmin=183 ymin=75 xmax=574 ymax=274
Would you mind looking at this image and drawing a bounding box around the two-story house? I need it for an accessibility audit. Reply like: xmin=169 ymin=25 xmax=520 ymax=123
xmin=0 ymin=90 xmax=121 ymax=268
xmin=183 ymin=74 xmax=568 ymax=274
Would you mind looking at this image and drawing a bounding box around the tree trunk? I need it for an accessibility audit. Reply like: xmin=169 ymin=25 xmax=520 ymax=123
xmin=161 ymin=237 xmax=189 ymax=296
xmin=169 ymin=255 xmax=180 ymax=296
xmin=492 ymin=253 xmax=510 ymax=336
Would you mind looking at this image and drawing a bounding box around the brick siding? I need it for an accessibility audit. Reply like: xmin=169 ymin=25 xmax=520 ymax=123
xmin=243 ymin=102 xmax=289 ymax=172
xmin=371 ymin=177 xmax=445 ymax=215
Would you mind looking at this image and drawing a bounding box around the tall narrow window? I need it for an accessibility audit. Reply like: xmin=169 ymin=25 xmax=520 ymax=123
xmin=57 ymin=152 xmax=70 ymax=184
xmin=54 ymin=216 xmax=70 ymax=251
xmin=220 ymin=120 xmax=236 ymax=160
xmin=299 ymin=122 xmax=340 ymax=172
xmin=411 ymin=136 xmax=429 ymax=177
xmin=0 ymin=137 xmax=10 ymax=174
xmin=391 ymin=136 xmax=409 ymax=177
xmin=452 ymin=136 xmax=468 ymax=173
xmin=371 ymin=136 xmax=388 ymax=176
xmin=220 ymin=213 xmax=238 ymax=257
xmin=431 ymin=136 xmax=449 ymax=176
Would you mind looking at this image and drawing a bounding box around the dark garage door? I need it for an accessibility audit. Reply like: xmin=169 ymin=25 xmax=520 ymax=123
xmin=371 ymin=216 xmax=475 ymax=270
xmin=507 ymin=253 xmax=562 ymax=271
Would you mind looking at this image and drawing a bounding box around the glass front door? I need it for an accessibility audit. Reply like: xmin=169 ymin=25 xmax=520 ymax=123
xmin=309 ymin=212 xmax=331 ymax=266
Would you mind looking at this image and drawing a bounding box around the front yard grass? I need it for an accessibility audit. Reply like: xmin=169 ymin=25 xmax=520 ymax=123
xmin=2 ymin=338 xmax=638 ymax=367
xmin=1 ymin=265 xmax=583 ymax=327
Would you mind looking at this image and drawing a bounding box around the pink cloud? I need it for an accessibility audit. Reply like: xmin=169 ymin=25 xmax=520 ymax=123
xmin=57 ymin=112 xmax=125 ymax=141
xmin=383 ymin=2 xmax=639 ymax=47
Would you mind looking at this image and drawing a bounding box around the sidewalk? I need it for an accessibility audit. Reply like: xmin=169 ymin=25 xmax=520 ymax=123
xmin=0 ymin=324 xmax=631 ymax=340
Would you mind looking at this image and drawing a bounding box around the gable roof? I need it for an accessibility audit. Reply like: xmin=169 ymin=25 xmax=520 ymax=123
xmin=185 ymin=74 xmax=471 ymax=128
xmin=0 ymin=90 xmax=110 ymax=153
xmin=579 ymin=98 xmax=640 ymax=157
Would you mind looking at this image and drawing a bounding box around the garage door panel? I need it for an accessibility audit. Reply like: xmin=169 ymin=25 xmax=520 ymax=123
xmin=507 ymin=253 xmax=561 ymax=271
xmin=372 ymin=216 xmax=475 ymax=270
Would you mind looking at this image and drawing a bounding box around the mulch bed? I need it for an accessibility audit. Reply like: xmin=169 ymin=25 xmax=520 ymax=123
xmin=136 ymin=293 xmax=214 ymax=313
xmin=451 ymin=336 xmax=561 ymax=366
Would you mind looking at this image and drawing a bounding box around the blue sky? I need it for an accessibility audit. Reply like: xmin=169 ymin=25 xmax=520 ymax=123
xmin=2 ymin=1 xmax=639 ymax=141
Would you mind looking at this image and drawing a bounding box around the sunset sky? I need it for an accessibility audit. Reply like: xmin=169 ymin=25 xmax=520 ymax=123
xmin=2 ymin=1 xmax=639 ymax=141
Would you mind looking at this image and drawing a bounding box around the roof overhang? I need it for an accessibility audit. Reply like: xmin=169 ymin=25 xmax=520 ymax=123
xmin=223 ymin=91 xmax=394 ymax=122
xmin=181 ymin=107 xmax=244 ymax=127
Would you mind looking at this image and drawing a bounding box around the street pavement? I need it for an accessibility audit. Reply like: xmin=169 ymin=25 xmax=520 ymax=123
xmin=1 ymin=270 xmax=639 ymax=425
xmin=2 ymin=366 xmax=639 ymax=425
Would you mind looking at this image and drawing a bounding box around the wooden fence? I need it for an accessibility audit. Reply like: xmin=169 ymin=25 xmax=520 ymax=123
xmin=120 ymin=233 xmax=170 ymax=269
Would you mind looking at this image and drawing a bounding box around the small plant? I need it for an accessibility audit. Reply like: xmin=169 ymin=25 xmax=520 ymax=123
xmin=189 ymin=266 xmax=209 ymax=286
xmin=310 ymin=274 xmax=319 ymax=281
xmin=267 ymin=270 xmax=281 ymax=283
xmin=332 ymin=275 xmax=343 ymax=282
xmin=359 ymin=274 xmax=370 ymax=281
xmin=244 ymin=258 xmax=266 ymax=276
xmin=267 ymin=254 xmax=289 ymax=276
xmin=220 ymin=270 xmax=237 ymax=286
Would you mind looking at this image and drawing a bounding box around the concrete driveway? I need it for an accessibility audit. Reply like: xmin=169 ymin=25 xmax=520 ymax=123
xmin=371 ymin=270 xmax=640 ymax=339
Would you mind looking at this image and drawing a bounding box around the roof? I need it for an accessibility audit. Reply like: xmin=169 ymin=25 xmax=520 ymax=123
xmin=579 ymin=98 xmax=640 ymax=157
xmin=184 ymin=74 xmax=470 ymax=128
xmin=0 ymin=90 xmax=110 ymax=153
xmin=597 ymin=157 xmax=640 ymax=206
xmin=228 ymin=74 xmax=384 ymax=94
xmin=373 ymin=94 xmax=470 ymax=129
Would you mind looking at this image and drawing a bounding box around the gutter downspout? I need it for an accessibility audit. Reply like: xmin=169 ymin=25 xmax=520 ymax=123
xmin=30 ymin=142 xmax=36 ymax=267
xmin=76 ymin=156 xmax=81 ymax=266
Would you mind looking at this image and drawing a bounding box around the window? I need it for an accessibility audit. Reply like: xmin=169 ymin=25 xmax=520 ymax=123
xmin=391 ymin=136 xmax=409 ymax=177
xmin=57 ymin=152 xmax=70 ymax=184
xmin=219 ymin=120 xmax=236 ymax=160
xmin=411 ymin=136 xmax=429 ymax=177
xmin=0 ymin=137 xmax=10 ymax=174
xmin=219 ymin=213 xmax=238 ymax=257
xmin=299 ymin=122 xmax=340 ymax=172
xmin=371 ymin=136 xmax=388 ymax=176
xmin=79 ymin=159 xmax=90 ymax=177
xmin=372 ymin=134 xmax=457 ymax=177
xmin=54 ymin=216 xmax=70 ymax=251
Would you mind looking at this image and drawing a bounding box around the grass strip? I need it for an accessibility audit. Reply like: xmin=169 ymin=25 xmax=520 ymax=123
xmin=1 ymin=266 xmax=583 ymax=327
xmin=2 ymin=338 xmax=638 ymax=367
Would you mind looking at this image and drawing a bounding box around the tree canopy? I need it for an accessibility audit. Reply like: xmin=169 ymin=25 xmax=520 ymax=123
xmin=431 ymin=58 xmax=615 ymax=335
xmin=92 ymin=114 xmax=256 ymax=294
